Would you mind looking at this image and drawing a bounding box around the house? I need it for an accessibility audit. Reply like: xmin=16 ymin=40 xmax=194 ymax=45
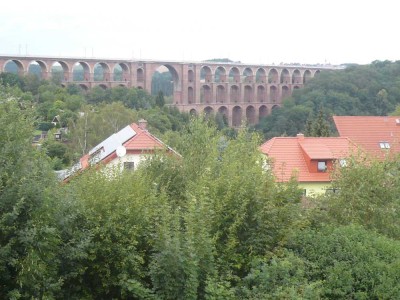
xmin=62 ymin=119 xmax=178 ymax=181
xmin=260 ymin=134 xmax=355 ymax=196
xmin=333 ymin=116 xmax=400 ymax=159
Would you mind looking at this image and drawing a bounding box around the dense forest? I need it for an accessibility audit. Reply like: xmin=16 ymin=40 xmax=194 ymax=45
xmin=1 ymin=61 xmax=400 ymax=298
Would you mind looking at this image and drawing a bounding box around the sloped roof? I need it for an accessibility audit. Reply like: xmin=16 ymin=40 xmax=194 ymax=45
xmin=260 ymin=136 xmax=354 ymax=182
xmin=333 ymin=116 xmax=400 ymax=158
xmin=64 ymin=122 xmax=176 ymax=180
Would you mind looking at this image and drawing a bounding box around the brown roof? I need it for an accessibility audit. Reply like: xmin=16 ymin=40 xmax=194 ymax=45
xmin=260 ymin=136 xmax=354 ymax=182
xmin=333 ymin=116 xmax=400 ymax=159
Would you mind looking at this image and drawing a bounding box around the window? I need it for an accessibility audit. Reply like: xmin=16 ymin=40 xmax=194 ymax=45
xmin=339 ymin=159 xmax=347 ymax=167
xmin=123 ymin=161 xmax=135 ymax=171
xmin=317 ymin=161 xmax=327 ymax=172
xmin=325 ymin=188 xmax=340 ymax=195
xmin=379 ymin=142 xmax=390 ymax=149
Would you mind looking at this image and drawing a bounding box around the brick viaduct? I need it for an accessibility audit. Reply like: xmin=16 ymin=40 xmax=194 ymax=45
xmin=0 ymin=55 xmax=334 ymax=126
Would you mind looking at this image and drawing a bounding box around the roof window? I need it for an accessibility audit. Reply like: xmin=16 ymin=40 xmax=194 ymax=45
xmin=379 ymin=142 xmax=390 ymax=149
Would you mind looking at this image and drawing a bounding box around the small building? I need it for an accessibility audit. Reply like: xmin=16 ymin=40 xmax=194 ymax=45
xmin=260 ymin=134 xmax=355 ymax=196
xmin=63 ymin=119 xmax=178 ymax=181
xmin=333 ymin=116 xmax=400 ymax=159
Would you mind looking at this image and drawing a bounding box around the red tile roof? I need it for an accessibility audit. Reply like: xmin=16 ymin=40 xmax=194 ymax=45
xmin=260 ymin=136 xmax=354 ymax=182
xmin=333 ymin=116 xmax=400 ymax=159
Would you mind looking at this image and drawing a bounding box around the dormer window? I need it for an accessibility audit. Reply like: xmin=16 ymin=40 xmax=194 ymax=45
xmin=379 ymin=142 xmax=390 ymax=149
xmin=317 ymin=161 xmax=327 ymax=172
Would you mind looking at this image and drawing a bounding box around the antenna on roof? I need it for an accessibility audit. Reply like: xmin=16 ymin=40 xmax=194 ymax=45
xmin=116 ymin=146 xmax=126 ymax=158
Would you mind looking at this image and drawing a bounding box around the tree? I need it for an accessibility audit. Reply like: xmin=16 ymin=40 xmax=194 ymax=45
xmin=155 ymin=90 xmax=165 ymax=108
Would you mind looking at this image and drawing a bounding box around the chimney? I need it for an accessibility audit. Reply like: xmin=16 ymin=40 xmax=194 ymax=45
xmin=297 ymin=133 xmax=304 ymax=139
xmin=138 ymin=119 xmax=148 ymax=130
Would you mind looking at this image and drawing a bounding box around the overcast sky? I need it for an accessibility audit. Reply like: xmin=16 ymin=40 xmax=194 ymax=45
xmin=0 ymin=0 xmax=399 ymax=65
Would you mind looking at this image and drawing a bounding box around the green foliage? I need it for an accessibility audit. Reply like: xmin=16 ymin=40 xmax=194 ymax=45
xmin=318 ymin=154 xmax=400 ymax=239
xmin=304 ymin=108 xmax=331 ymax=137
xmin=258 ymin=61 xmax=400 ymax=138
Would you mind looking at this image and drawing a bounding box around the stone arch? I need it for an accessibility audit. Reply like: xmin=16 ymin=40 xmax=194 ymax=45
xmin=228 ymin=67 xmax=240 ymax=83
xmin=243 ymin=67 xmax=253 ymax=83
xmin=280 ymin=68 xmax=290 ymax=84
xmin=200 ymin=66 xmax=212 ymax=83
xmin=98 ymin=83 xmax=108 ymax=90
xmin=215 ymin=66 xmax=226 ymax=82
xmin=3 ymin=59 xmax=24 ymax=75
xmin=27 ymin=60 xmax=48 ymax=78
xmin=230 ymin=85 xmax=240 ymax=103
xmin=232 ymin=106 xmax=242 ymax=127
xmin=137 ymin=68 xmax=144 ymax=82
xmin=244 ymin=85 xmax=253 ymax=103
xmin=118 ymin=84 xmax=127 ymax=87
xmin=204 ymin=106 xmax=214 ymax=118
xmin=113 ymin=63 xmax=130 ymax=81
xmin=190 ymin=108 xmax=198 ymax=116
xmin=188 ymin=86 xmax=194 ymax=104
xmin=314 ymin=69 xmax=321 ymax=76
xmin=73 ymin=61 xmax=90 ymax=81
xmin=218 ymin=106 xmax=229 ymax=126
xmin=272 ymin=104 xmax=280 ymax=110
xmin=200 ymin=84 xmax=212 ymax=104
xmin=157 ymin=64 xmax=180 ymax=91
xmin=257 ymin=85 xmax=266 ymax=102
xmin=268 ymin=68 xmax=279 ymax=84
xmin=259 ymin=105 xmax=268 ymax=120
xmin=51 ymin=61 xmax=69 ymax=82
xmin=246 ymin=106 xmax=256 ymax=125
xmin=79 ymin=83 xmax=89 ymax=91
xmin=293 ymin=85 xmax=300 ymax=90
xmin=292 ymin=69 xmax=301 ymax=84
xmin=282 ymin=85 xmax=290 ymax=99
xmin=256 ymin=68 xmax=266 ymax=83
xmin=270 ymin=85 xmax=278 ymax=102
xmin=188 ymin=69 xmax=194 ymax=82
xmin=303 ymin=70 xmax=312 ymax=84
xmin=216 ymin=85 xmax=226 ymax=103
xmin=94 ymin=62 xmax=111 ymax=81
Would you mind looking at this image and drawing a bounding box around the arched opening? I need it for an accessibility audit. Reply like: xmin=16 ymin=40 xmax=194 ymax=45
xmin=282 ymin=85 xmax=290 ymax=99
xmin=230 ymin=85 xmax=240 ymax=103
xmin=28 ymin=60 xmax=47 ymax=78
xmin=151 ymin=64 xmax=180 ymax=104
xmin=188 ymin=87 xmax=194 ymax=104
xmin=228 ymin=67 xmax=240 ymax=83
xmin=272 ymin=104 xmax=280 ymax=110
xmin=293 ymin=85 xmax=300 ymax=90
xmin=232 ymin=106 xmax=242 ymax=127
xmin=259 ymin=105 xmax=268 ymax=120
xmin=246 ymin=106 xmax=256 ymax=125
xmin=137 ymin=68 xmax=144 ymax=83
xmin=113 ymin=63 xmax=129 ymax=81
xmin=73 ymin=62 xmax=90 ymax=81
xmin=4 ymin=60 xmax=24 ymax=75
xmin=280 ymin=69 xmax=290 ymax=84
xmin=314 ymin=70 xmax=321 ymax=76
xmin=79 ymin=83 xmax=89 ymax=91
xmin=200 ymin=66 xmax=212 ymax=83
xmin=303 ymin=70 xmax=312 ymax=84
xmin=94 ymin=62 xmax=111 ymax=81
xmin=188 ymin=69 xmax=194 ymax=82
xmin=292 ymin=69 xmax=301 ymax=84
xmin=51 ymin=61 xmax=69 ymax=83
xmin=98 ymin=84 xmax=108 ymax=90
xmin=256 ymin=68 xmax=266 ymax=83
xmin=151 ymin=65 xmax=174 ymax=98
xmin=268 ymin=68 xmax=279 ymax=84
xmin=244 ymin=85 xmax=253 ymax=102
xmin=200 ymin=85 xmax=212 ymax=104
xmin=217 ymin=106 xmax=229 ymax=127
xmin=243 ymin=67 xmax=253 ymax=83
xmin=190 ymin=108 xmax=198 ymax=116
xmin=270 ymin=86 xmax=278 ymax=102
xmin=204 ymin=106 xmax=214 ymax=118
xmin=216 ymin=85 xmax=226 ymax=103
xmin=118 ymin=84 xmax=127 ymax=88
xmin=257 ymin=85 xmax=266 ymax=102
xmin=215 ymin=66 xmax=226 ymax=83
